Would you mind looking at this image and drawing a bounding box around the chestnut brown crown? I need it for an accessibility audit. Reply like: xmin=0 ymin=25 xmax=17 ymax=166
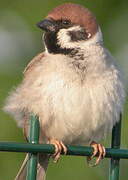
xmin=47 ymin=3 xmax=98 ymax=37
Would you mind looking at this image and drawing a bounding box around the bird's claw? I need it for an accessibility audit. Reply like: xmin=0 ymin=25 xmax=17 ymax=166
xmin=48 ymin=139 xmax=67 ymax=163
xmin=87 ymin=141 xmax=106 ymax=167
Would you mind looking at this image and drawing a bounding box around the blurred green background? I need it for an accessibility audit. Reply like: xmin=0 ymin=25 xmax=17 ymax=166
xmin=0 ymin=0 xmax=128 ymax=180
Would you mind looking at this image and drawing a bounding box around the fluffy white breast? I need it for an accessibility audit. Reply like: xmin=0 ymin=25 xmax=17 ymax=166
xmin=4 ymin=46 xmax=125 ymax=145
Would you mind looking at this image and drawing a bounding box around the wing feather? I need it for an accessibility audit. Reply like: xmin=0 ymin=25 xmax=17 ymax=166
xmin=23 ymin=52 xmax=45 ymax=75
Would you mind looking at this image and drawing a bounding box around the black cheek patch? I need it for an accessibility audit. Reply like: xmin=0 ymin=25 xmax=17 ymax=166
xmin=44 ymin=31 xmax=74 ymax=55
xmin=68 ymin=30 xmax=88 ymax=42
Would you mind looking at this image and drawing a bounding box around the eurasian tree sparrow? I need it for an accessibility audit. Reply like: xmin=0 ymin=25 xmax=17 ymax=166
xmin=4 ymin=3 xmax=125 ymax=180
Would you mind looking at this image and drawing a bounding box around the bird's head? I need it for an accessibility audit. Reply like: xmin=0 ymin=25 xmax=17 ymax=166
xmin=37 ymin=3 xmax=103 ymax=55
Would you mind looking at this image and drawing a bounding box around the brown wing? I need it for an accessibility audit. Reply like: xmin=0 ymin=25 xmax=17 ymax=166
xmin=23 ymin=52 xmax=45 ymax=76
xmin=22 ymin=52 xmax=45 ymax=138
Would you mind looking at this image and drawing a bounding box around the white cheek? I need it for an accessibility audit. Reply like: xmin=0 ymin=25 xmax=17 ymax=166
xmin=57 ymin=28 xmax=72 ymax=48
xmin=57 ymin=26 xmax=82 ymax=49
xmin=57 ymin=26 xmax=103 ymax=50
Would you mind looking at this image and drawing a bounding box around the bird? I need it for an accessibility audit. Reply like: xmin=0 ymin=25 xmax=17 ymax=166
xmin=4 ymin=3 xmax=125 ymax=180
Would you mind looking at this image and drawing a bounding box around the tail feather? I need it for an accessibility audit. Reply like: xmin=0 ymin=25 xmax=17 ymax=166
xmin=15 ymin=154 xmax=50 ymax=180
xmin=37 ymin=154 xmax=50 ymax=180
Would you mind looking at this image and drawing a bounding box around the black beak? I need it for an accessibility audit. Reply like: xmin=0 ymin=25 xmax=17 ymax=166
xmin=36 ymin=19 xmax=56 ymax=32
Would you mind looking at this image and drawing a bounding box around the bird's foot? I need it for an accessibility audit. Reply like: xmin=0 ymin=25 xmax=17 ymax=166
xmin=87 ymin=141 xmax=106 ymax=166
xmin=49 ymin=139 xmax=67 ymax=163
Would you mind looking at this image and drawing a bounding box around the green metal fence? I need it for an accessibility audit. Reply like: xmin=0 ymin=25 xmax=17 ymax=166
xmin=0 ymin=114 xmax=128 ymax=180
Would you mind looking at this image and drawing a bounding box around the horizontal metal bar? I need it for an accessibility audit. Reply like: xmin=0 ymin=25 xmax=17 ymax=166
xmin=0 ymin=142 xmax=128 ymax=159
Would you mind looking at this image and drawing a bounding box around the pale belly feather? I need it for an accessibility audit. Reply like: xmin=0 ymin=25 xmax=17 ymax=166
xmin=4 ymin=54 xmax=124 ymax=145
xmin=37 ymin=71 xmax=117 ymax=145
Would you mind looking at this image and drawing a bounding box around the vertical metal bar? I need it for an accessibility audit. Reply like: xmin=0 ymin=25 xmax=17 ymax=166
xmin=109 ymin=114 xmax=122 ymax=180
xmin=26 ymin=115 xmax=40 ymax=180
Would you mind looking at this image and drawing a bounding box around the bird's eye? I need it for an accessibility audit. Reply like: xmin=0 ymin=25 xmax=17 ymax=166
xmin=62 ymin=19 xmax=71 ymax=25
